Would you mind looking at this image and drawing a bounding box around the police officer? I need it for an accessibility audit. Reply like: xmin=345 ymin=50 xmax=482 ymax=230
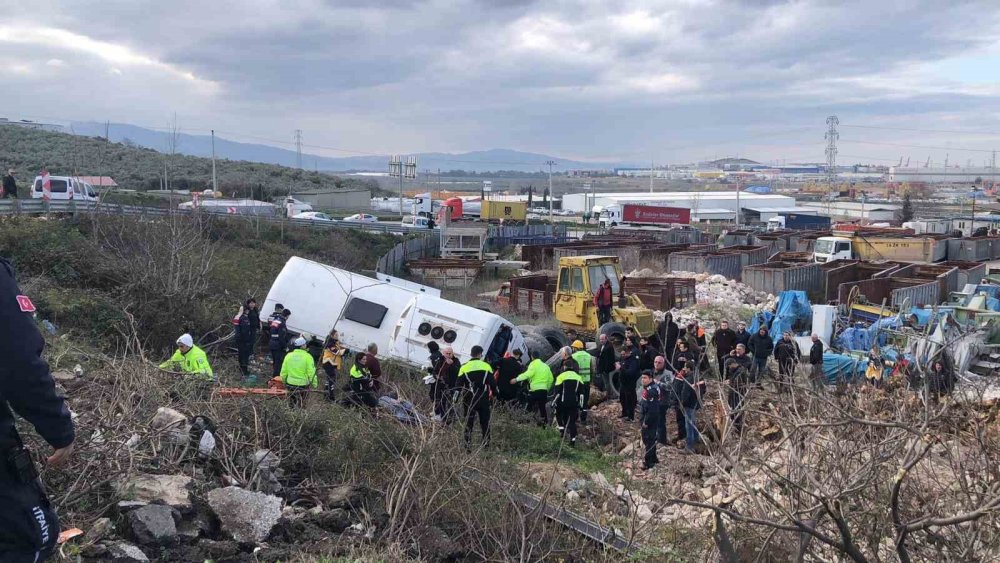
xmin=569 ymin=340 xmax=592 ymax=423
xmin=0 ymin=257 xmax=75 ymax=561
xmin=553 ymin=357 xmax=583 ymax=447
xmin=457 ymin=346 xmax=497 ymax=449
xmin=348 ymin=352 xmax=378 ymax=411
xmin=268 ymin=308 xmax=291 ymax=379
xmin=234 ymin=298 xmax=259 ymax=378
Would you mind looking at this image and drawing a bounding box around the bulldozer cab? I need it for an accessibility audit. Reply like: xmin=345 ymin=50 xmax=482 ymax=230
xmin=554 ymin=256 xmax=654 ymax=339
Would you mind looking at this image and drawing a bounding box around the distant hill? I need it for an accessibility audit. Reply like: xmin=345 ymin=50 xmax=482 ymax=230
xmin=69 ymin=122 xmax=630 ymax=173
xmin=0 ymin=125 xmax=374 ymax=196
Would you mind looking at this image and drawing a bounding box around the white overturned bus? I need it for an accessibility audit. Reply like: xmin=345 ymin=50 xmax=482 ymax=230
xmin=263 ymin=257 xmax=527 ymax=369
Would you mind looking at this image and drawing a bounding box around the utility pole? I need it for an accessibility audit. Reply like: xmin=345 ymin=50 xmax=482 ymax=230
xmin=294 ymin=129 xmax=303 ymax=169
xmin=735 ymin=176 xmax=741 ymax=228
xmin=545 ymin=160 xmax=556 ymax=224
xmin=211 ymin=129 xmax=218 ymax=194
xmin=649 ymin=160 xmax=654 ymax=193
xmin=825 ymin=115 xmax=839 ymax=217
xmin=389 ymin=156 xmax=416 ymax=216
xmin=972 ymin=185 xmax=979 ymax=236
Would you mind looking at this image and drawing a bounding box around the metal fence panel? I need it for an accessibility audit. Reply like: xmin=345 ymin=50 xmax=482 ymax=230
xmin=742 ymin=262 xmax=823 ymax=301
xmin=667 ymin=251 xmax=743 ymax=280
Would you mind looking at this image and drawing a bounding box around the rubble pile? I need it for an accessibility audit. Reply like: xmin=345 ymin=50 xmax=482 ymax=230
xmin=630 ymin=269 xmax=775 ymax=309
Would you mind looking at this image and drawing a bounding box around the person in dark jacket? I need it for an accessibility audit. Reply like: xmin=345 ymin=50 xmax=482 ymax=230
xmin=0 ymin=257 xmax=75 ymax=562
xmin=711 ymin=320 xmax=737 ymax=376
xmin=734 ymin=321 xmax=751 ymax=349
xmin=671 ymin=339 xmax=695 ymax=373
xmin=747 ymin=327 xmax=773 ymax=378
xmin=432 ymin=346 xmax=461 ymax=422
xmin=625 ymin=327 xmax=640 ymax=349
xmin=494 ymin=349 xmax=523 ymax=405
xmin=2 ymin=169 xmax=16 ymax=198
xmin=680 ymin=321 xmax=709 ymax=372
xmin=927 ymin=359 xmax=956 ymax=399
xmin=234 ymin=298 xmax=259 ymax=378
xmin=724 ymin=344 xmax=753 ymax=433
xmin=773 ymin=331 xmax=801 ymax=391
xmin=458 ymin=346 xmax=497 ymax=449
xmin=426 ymin=340 xmax=444 ymax=404
xmin=553 ymin=357 xmax=584 ymax=446
xmin=638 ymin=371 xmax=661 ymax=470
xmin=669 ymin=367 xmax=705 ymax=453
xmin=808 ymin=334 xmax=824 ymax=392
xmin=594 ymin=278 xmax=613 ymax=326
xmin=268 ymin=308 xmax=291 ymax=378
xmin=658 ymin=312 xmax=679 ymax=361
xmin=618 ymin=341 xmax=641 ymax=421
xmin=348 ymin=352 xmax=378 ymax=411
xmin=595 ymin=333 xmax=616 ymax=390
xmin=652 ymin=355 xmax=672 ymax=445
xmin=638 ymin=337 xmax=657 ymax=373
xmin=365 ymin=343 xmax=383 ymax=394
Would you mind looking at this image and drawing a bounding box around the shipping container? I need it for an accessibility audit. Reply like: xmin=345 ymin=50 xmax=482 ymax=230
xmin=742 ymin=262 xmax=824 ymax=302
xmin=838 ymin=277 xmax=941 ymax=309
xmin=795 ymin=231 xmax=833 ymax=253
xmin=946 ymin=237 xmax=999 ymax=262
xmin=508 ymin=274 xmax=555 ymax=316
xmin=407 ymin=259 xmax=486 ymax=288
xmin=720 ymin=229 xmax=755 ymax=248
xmin=751 ymin=233 xmax=790 ymax=256
xmin=717 ymin=245 xmax=770 ymax=267
xmin=768 ymin=251 xmax=814 ymax=263
xmin=937 ymin=260 xmax=988 ymax=289
xmin=821 ymin=260 xmax=905 ymax=303
xmin=891 ymin=263 xmax=959 ymax=295
xmin=481 ymin=200 xmax=527 ymax=221
xmin=668 ymin=251 xmax=744 ymax=281
xmin=623 ymin=277 xmax=697 ymax=311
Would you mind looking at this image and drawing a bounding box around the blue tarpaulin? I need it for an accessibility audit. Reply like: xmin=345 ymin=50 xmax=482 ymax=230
xmin=770 ymin=290 xmax=812 ymax=341
xmin=822 ymin=352 xmax=865 ymax=383
xmin=836 ymin=317 xmax=901 ymax=351
xmin=744 ymin=185 xmax=772 ymax=194
xmin=749 ymin=311 xmax=774 ymax=335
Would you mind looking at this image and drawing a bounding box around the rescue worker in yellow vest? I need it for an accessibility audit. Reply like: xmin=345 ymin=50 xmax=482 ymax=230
xmin=281 ymin=336 xmax=317 ymax=408
xmin=321 ymin=329 xmax=347 ymax=402
xmin=349 ymin=352 xmax=378 ymax=412
xmin=570 ymin=340 xmax=593 ymax=423
xmin=458 ymin=345 xmax=497 ymax=449
xmin=511 ymin=350 xmax=554 ymax=427
xmin=159 ymin=333 xmax=214 ymax=382
xmin=553 ymin=356 xmax=584 ymax=447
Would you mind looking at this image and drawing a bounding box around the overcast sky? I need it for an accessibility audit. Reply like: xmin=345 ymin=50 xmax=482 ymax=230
xmin=1 ymin=0 xmax=999 ymax=166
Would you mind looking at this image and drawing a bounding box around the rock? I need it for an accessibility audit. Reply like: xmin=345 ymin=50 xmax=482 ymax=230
xmin=51 ymin=370 xmax=76 ymax=382
xmin=565 ymin=478 xmax=588 ymax=492
xmin=637 ymin=503 xmax=654 ymax=522
xmin=118 ymin=474 xmax=193 ymax=512
xmin=117 ymin=501 xmax=148 ymax=512
xmin=413 ymin=525 xmax=462 ymax=561
xmin=80 ymin=543 xmax=109 ymax=558
xmin=206 ymin=486 xmax=283 ymax=544
xmin=151 ymin=407 xmax=187 ymax=430
xmin=197 ymin=431 xmax=216 ymax=458
xmin=619 ymin=442 xmax=637 ymax=456
xmin=566 ymin=491 xmax=581 ymax=502
xmin=700 ymin=487 xmax=714 ymax=500
xmin=107 ymin=541 xmax=149 ymax=561
xmin=326 ymin=484 xmax=364 ymax=511
xmin=200 ymin=539 xmax=239 ymax=559
xmin=175 ymin=521 xmax=201 ymax=542
xmin=127 ymin=504 xmax=178 ymax=546
xmin=73 ymin=363 xmax=85 ymax=377
xmin=125 ymin=434 xmax=140 ymax=450
xmin=84 ymin=517 xmax=114 ymax=544
xmin=254 ymin=449 xmax=280 ymax=471
xmin=588 ymin=389 xmax=608 ymax=407
xmin=589 ymin=472 xmax=614 ymax=494
xmin=306 ymin=508 xmax=350 ymax=533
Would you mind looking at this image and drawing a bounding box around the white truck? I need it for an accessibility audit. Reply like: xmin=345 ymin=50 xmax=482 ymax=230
xmin=264 ymin=257 xmax=527 ymax=369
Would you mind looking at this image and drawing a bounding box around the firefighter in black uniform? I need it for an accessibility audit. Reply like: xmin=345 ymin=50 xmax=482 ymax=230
xmin=0 ymin=257 xmax=76 ymax=562
xmin=457 ymin=345 xmax=497 ymax=449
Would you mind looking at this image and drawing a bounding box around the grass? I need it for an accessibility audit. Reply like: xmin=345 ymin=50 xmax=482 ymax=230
xmin=490 ymin=410 xmax=620 ymax=475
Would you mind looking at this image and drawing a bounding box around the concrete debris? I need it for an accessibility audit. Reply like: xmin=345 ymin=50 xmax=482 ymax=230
xmin=589 ymin=472 xmax=615 ymax=495
xmin=117 ymin=474 xmax=193 ymax=512
xmin=197 ymin=430 xmax=216 ymax=458
xmin=630 ymin=269 xmax=776 ymax=317
xmin=566 ymin=490 xmax=581 ymax=502
xmin=51 ymin=370 xmax=76 ymax=382
xmin=206 ymin=486 xmax=283 ymax=544
xmin=325 ymin=484 xmax=364 ymax=511
xmin=254 ymin=449 xmax=284 ymax=495
xmin=83 ymin=517 xmax=114 ymax=544
xmin=150 ymin=407 xmax=190 ymax=446
xmin=565 ymin=478 xmax=589 ymax=493
xmin=107 ymin=541 xmax=149 ymax=562
xmin=127 ymin=504 xmax=179 ymax=546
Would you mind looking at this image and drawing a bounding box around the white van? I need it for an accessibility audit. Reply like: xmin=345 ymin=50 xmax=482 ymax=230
xmin=264 ymin=257 xmax=527 ymax=368
xmin=31 ymin=175 xmax=100 ymax=201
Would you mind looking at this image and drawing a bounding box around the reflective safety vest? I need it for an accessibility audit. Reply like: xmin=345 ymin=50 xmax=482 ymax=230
xmin=554 ymin=370 xmax=583 ymax=405
xmin=458 ymin=359 xmax=493 ymax=378
xmin=515 ymin=359 xmax=554 ymax=392
xmin=350 ymin=363 xmax=371 ymax=380
xmin=159 ymin=345 xmax=214 ymax=381
xmin=571 ymin=350 xmax=592 ymax=383
xmin=280 ymin=348 xmax=317 ymax=388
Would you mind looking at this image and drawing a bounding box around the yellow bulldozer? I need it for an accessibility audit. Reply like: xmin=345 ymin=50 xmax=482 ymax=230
xmin=552 ymin=255 xmax=656 ymax=342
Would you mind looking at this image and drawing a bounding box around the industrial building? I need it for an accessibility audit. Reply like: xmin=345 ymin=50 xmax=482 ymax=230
xmin=798 ymin=201 xmax=900 ymax=222
xmin=889 ymin=166 xmax=999 ymax=184
xmin=562 ymin=191 xmax=798 ymax=221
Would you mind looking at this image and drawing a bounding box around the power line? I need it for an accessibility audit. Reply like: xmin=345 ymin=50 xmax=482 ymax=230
xmin=841 ymin=123 xmax=1000 ymax=136
xmin=840 ymin=139 xmax=994 ymax=153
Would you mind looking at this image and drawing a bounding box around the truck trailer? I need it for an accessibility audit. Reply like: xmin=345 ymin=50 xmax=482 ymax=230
xmin=813 ymin=234 xmax=948 ymax=263
xmin=264 ymin=257 xmax=527 ymax=369
xmin=598 ymin=203 xmax=691 ymax=228
xmin=766 ymin=214 xmax=830 ymax=231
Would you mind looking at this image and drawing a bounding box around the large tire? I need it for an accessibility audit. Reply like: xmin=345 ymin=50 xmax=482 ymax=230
xmin=523 ymin=335 xmax=553 ymax=361
xmin=597 ymin=321 xmax=627 ymax=344
xmin=535 ymin=326 xmax=569 ymax=353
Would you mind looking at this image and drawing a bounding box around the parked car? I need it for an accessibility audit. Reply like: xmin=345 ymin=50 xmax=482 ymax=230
xmin=343 ymin=213 xmax=379 ymax=223
xmin=526 ymin=213 xmax=542 ymax=220
xmin=31 ymin=175 xmax=100 ymax=202
xmin=293 ymin=211 xmax=336 ymax=222
xmin=402 ymin=215 xmax=435 ymax=228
